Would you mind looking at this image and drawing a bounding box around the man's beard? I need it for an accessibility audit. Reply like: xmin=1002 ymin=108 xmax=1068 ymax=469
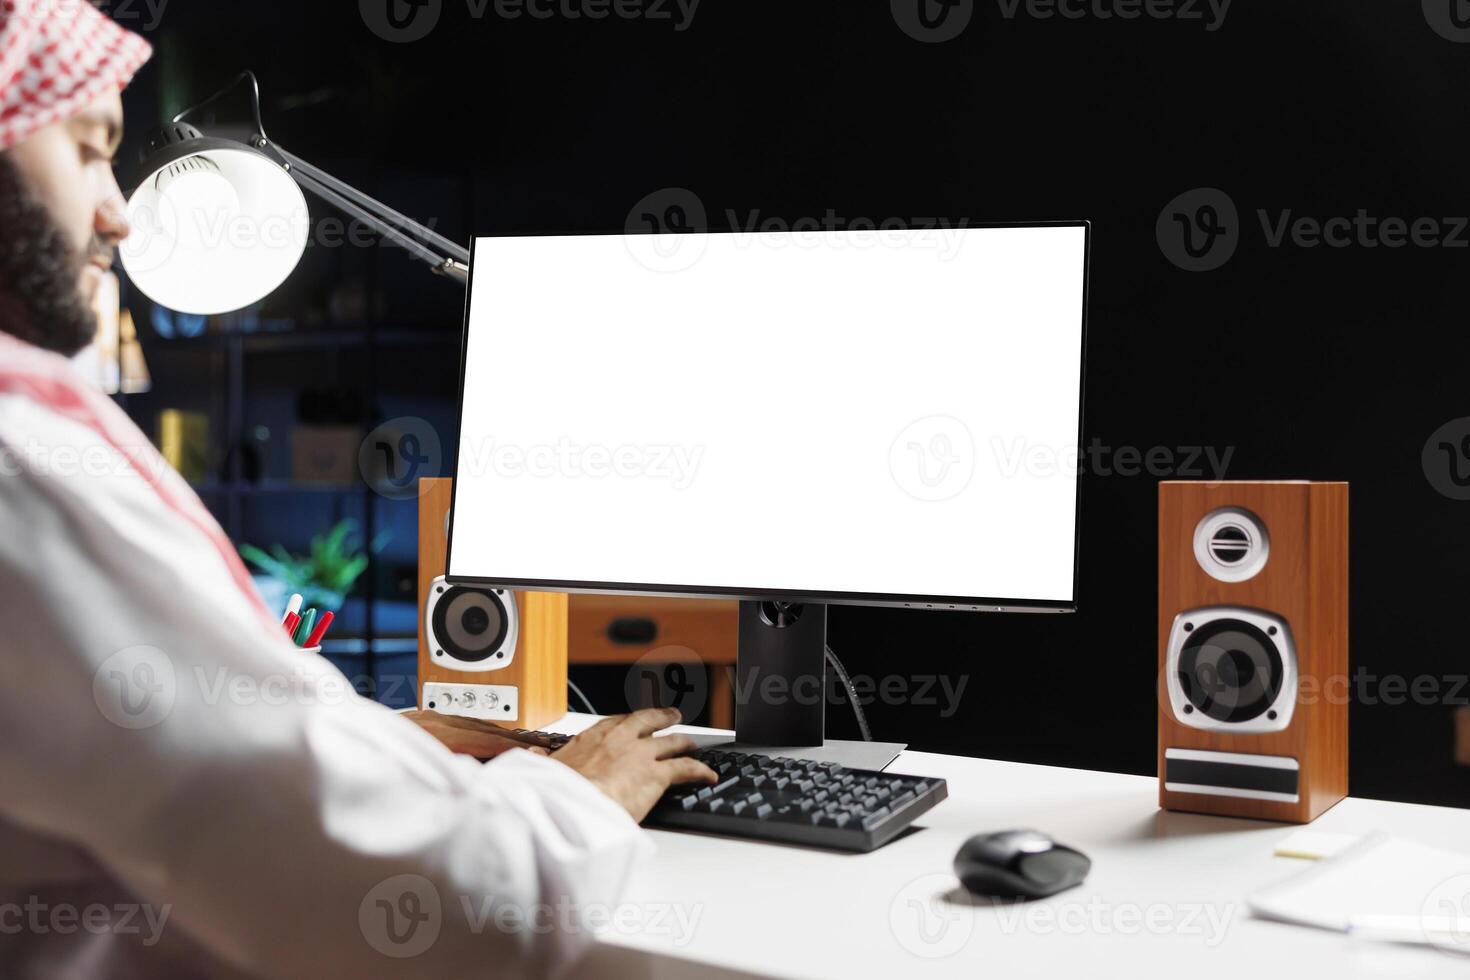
xmin=0 ymin=153 xmax=102 ymax=357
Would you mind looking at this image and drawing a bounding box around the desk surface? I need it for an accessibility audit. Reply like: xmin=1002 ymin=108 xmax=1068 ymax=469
xmin=547 ymin=714 xmax=1470 ymax=979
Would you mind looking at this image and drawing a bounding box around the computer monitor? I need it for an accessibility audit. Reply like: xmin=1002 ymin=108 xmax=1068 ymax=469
xmin=448 ymin=222 xmax=1089 ymax=749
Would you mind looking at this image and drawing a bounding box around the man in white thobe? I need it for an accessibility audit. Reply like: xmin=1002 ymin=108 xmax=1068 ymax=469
xmin=0 ymin=4 xmax=714 ymax=978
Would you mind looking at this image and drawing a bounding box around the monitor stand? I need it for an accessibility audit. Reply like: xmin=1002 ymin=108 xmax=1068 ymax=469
xmin=707 ymin=600 xmax=906 ymax=771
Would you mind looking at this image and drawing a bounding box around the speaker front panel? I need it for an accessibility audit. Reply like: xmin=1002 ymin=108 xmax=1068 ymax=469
xmin=1158 ymin=481 xmax=1348 ymax=823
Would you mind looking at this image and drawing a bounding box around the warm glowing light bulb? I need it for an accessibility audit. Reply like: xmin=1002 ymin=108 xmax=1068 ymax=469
xmin=155 ymin=159 xmax=241 ymax=249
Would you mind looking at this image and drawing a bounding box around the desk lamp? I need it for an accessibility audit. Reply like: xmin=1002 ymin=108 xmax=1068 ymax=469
xmin=121 ymin=71 xmax=468 ymax=316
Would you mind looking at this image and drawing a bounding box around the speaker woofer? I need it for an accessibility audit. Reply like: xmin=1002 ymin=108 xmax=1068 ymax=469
xmin=1177 ymin=618 xmax=1282 ymax=722
xmin=424 ymin=575 xmax=519 ymax=671
xmin=1165 ymin=606 xmax=1296 ymax=733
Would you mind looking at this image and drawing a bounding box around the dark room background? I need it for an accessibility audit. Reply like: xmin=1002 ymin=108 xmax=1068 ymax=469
xmin=110 ymin=1 xmax=1469 ymax=809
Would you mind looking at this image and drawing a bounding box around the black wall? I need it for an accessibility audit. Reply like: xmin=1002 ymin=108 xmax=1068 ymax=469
xmin=119 ymin=1 xmax=1470 ymax=807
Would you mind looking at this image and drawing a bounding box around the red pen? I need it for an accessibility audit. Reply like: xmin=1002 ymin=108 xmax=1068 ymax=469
xmin=283 ymin=611 xmax=301 ymax=638
xmin=304 ymin=610 xmax=335 ymax=648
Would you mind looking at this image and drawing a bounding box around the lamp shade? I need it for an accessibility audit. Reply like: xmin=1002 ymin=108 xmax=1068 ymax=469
xmin=122 ymin=123 xmax=309 ymax=316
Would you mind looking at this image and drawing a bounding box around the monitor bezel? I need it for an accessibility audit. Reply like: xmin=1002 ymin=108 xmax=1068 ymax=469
xmin=445 ymin=220 xmax=1090 ymax=614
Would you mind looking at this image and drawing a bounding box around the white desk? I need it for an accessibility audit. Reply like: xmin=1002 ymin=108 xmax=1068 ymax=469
xmin=546 ymin=715 xmax=1470 ymax=979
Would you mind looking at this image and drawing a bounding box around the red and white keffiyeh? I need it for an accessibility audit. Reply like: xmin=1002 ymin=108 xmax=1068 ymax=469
xmin=0 ymin=0 xmax=150 ymax=151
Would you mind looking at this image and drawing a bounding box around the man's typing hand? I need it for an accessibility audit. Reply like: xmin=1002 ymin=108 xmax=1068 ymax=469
xmin=552 ymin=708 xmax=718 ymax=822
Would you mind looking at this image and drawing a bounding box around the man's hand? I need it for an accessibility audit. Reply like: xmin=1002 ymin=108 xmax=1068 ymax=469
xmin=552 ymin=708 xmax=718 ymax=822
xmin=403 ymin=710 xmax=550 ymax=759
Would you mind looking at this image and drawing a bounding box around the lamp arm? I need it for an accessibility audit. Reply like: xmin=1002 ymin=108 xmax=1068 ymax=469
xmin=268 ymin=142 xmax=469 ymax=263
xmin=289 ymin=168 xmax=468 ymax=281
xmin=252 ymin=137 xmax=470 ymax=283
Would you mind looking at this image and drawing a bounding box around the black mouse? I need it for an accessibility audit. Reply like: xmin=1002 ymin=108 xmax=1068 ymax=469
xmin=953 ymin=829 xmax=1091 ymax=899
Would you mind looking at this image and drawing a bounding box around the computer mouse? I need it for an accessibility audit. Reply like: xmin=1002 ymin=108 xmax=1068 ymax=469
xmin=953 ymin=829 xmax=1091 ymax=899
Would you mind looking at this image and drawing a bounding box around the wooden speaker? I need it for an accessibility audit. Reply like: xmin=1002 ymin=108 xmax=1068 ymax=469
xmin=1158 ymin=481 xmax=1348 ymax=823
xmin=418 ymin=477 xmax=568 ymax=729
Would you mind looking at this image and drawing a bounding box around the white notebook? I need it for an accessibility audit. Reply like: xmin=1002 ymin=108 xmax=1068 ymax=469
xmin=1249 ymin=832 xmax=1470 ymax=936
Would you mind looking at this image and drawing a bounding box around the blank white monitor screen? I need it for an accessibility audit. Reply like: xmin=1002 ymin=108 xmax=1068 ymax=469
xmin=448 ymin=223 xmax=1088 ymax=608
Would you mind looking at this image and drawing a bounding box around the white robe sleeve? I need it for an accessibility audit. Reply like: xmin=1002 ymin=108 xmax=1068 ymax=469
xmin=0 ymin=390 xmax=652 ymax=979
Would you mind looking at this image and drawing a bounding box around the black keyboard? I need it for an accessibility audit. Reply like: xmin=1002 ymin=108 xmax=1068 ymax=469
xmin=503 ymin=731 xmax=948 ymax=852
xmin=646 ymin=748 xmax=948 ymax=852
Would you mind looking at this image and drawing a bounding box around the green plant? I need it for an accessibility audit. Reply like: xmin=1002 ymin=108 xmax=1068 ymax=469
xmin=240 ymin=520 xmax=388 ymax=612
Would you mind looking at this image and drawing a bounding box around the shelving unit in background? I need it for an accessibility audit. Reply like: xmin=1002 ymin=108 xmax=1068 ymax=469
xmin=127 ymin=322 xmax=463 ymax=704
